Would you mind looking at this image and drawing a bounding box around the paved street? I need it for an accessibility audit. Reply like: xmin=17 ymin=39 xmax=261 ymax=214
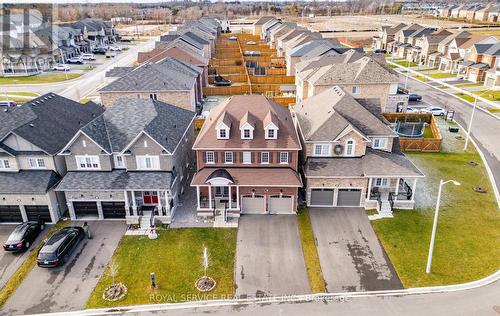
xmin=404 ymin=75 xmax=500 ymax=204
xmin=235 ymin=216 xmax=310 ymax=297
xmin=1 ymin=221 xmax=126 ymax=315
xmin=0 ymin=224 xmax=49 ymax=289
xmin=309 ymin=208 xmax=402 ymax=292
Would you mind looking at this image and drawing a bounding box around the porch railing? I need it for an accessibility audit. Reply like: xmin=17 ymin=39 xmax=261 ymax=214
xmin=398 ymin=179 xmax=413 ymax=200
xmin=388 ymin=192 xmax=395 ymax=212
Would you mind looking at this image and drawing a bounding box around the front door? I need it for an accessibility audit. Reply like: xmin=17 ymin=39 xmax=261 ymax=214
xmin=143 ymin=191 xmax=159 ymax=205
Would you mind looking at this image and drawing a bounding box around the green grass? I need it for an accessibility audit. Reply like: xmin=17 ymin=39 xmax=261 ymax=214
xmin=0 ymin=221 xmax=70 ymax=308
xmin=422 ymin=125 xmax=434 ymax=138
xmin=488 ymin=108 xmax=500 ymax=113
xmin=3 ymin=91 xmax=39 ymax=97
xmin=79 ymin=97 xmax=94 ymax=104
xmin=394 ymin=61 xmax=418 ymax=67
xmin=0 ymin=73 xmax=81 ymax=84
xmin=86 ymin=228 xmax=237 ymax=308
xmin=297 ymin=208 xmax=326 ymax=293
xmin=415 ymin=68 xmax=438 ymax=73
xmin=371 ymin=151 xmax=499 ymax=288
xmin=454 ymin=93 xmax=476 ymax=103
xmin=454 ymin=82 xmax=484 ymax=88
xmin=427 ymin=72 xmax=456 ymax=79
xmin=0 ymin=96 xmax=31 ymax=103
xmin=472 ymin=90 xmax=500 ymax=101
xmin=414 ymin=76 xmax=428 ymax=82
xmin=366 ymin=209 xmax=378 ymax=216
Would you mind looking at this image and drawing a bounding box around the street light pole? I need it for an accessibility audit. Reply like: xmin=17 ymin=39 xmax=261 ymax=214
xmin=404 ymin=59 xmax=410 ymax=90
xmin=464 ymin=88 xmax=492 ymax=151
xmin=426 ymin=179 xmax=460 ymax=274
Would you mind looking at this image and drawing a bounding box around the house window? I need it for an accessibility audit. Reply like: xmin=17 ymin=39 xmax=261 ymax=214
xmin=114 ymin=155 xmax=125 ymax=168
xmin=279 ymin=152 xmax=289 ymax=164
xmin=143 ymin=140 xmax=148 ymax=148
xmin=224 ymin=152 xmax=233 ymax=164
xmin=375 ymin=178 xmax=389 ymax=187
xmin=215 ymin=186 xmax=229 ymax=197
xmin=313 ymin=144 xmax=329 ymax=156
xmin=346 ymin=140 xmax=355 ymax=156
xmin=372 ymin=138 xmax=388 ymax=149
xmin=82 ymin=140 xmax=87 ymax=147
xmin=218 ymin=129 xmax=227 ymax=139
xmin=205 ymin=151 xmax=215 ymax=164
xmin=242 ymin=151 xmax=251 ymax=164
xmin=243 ymin=129 xmax=251 ymax=139
xmin=261 ymin=152 xmax=270 ymax=164
xmin=266 ymin=129 xmax=275 ymax=139
xmin=76 ymin=155 xmax=100 ymax=170
xmin=0 ymin=159 xmax=10 ymax=169
xmin=150 ymin=93 xmax=158 ymax=100
xmin=352 ymin=86 xmax=361 ymax=94
xmin=136 ymin=156 xmax=159 ymax=170
xmin=28 ymin=158 xmax=46 ymax=169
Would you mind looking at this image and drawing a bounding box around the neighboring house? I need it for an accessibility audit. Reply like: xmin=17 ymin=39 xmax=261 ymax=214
xmin=450 ymin=5 xmax=465 ymax=18
xmin=0 ymin=93 xmax=104 ymax=223
xmin=414 ymin=29 xmax=453 ymax=65
xmin=293 ymin=86 xmax=424 ymax=214
xmin=191 ymin=95 xmax=302 ymax=219
xmin=100 ymin=57 xmax=203 ymax=112
xmin=459 ymin=42 xmax=500 ymax=82
xmin=295 ymin=51 xmax=408 ymax=112
xmin=474 ymin=5 xmax=494 ymax=21
xmin=252 ymin=16 xmax=276 ymax=36
xmin=440 ymin=35 xmax=497 ymax=73
xmin=484 ymin=66 xmax=500 ymax=89
xmin=393 ymin=25 xmax=436 ymax=58
xmin=285 ymin=39 xmax=344 ymax=76
xmin=280 ymin=31 xmax=322 ymax=58
xmin=439 ymin=5 xmax=457 ymax=18
xmin=56 ymin=97 xmax=195 ymax=224
xmin=260 ymin=18 xmax=282 ymax=40
xmin=372 ymin=23 xmax=407 ymax=52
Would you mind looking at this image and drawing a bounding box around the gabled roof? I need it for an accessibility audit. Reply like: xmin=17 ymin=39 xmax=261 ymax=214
xmin=484 ymin=42 xmax=500 ymax=56
xmin=254 ymin=16 xmax=276 ymax=26
xmin=294 ymin=86 xmax=394 ymax=142
xmin=0 ymin=93 xmax=103 ymax=155
xmin=78 ymin=97 xmax=195 ymax=154
xmin=296 ymin=49 xmax=364 ymax=73
xmin=99 ymin=57 xmax=200 ymax=92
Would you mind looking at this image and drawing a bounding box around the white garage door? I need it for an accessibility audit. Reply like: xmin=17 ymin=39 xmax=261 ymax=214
xmin=337 ymin=189 xmax=362 ymax=207
xmin=241 ymin=195 xmax=266 ymax=214
xmin=269 ymin=195 xmax=294 ymax=214
xmin=310 ymin=189 xmax=334 ymax=206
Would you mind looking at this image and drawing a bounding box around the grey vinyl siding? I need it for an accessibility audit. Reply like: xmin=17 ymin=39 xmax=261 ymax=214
xmin=64 ymin=133 xmax=112 ymax=171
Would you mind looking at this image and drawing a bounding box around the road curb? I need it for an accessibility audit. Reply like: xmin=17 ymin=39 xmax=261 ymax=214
xmin=31 ymin=269 xmax=500 ymax=316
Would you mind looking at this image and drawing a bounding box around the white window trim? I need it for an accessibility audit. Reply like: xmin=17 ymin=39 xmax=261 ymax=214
xmin=265 ymin=128 xmax=277 ymax=139
xmin=205 ymin=151 xmax=215 ymax=164
xmin=375 ymin=178 xmax=389 ymax=187
xmin=372 ymin=138 xmax=387 ymax=150
xmin=76 ymin=155 xmax=100 ymax=170
xmin=27 ymin=157 xmax=46 ymax=169
xmin=352 ymin=85 xmax=361 ymax=94
xmin=345 ymin=139 xmax=355 ymax=157
xmin=113 ymin=154 xmax=125 ymax=169
xmin=261 ymin=152 xmax=270 ymax=164
xmin=279 ymin=152 xmax=289 ymax=164
xmin=224 ymin=151 xmax=233 ymax=164
xmin=0 ymin=159 xmax=10 ymax=169
xmin=242 ymin=151 xmax=251 ymax=164
xmin=217 ymin=128 xmax=229 ymax=139
xmin=313 ymin=144 xmax=330 ymax=157
xmin=136 ymin=155 xmax=160 ymax=170
xmin=241 ymin=129 xmax=252 ymax=139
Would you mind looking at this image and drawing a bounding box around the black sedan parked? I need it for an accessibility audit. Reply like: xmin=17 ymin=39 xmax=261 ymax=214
xmin=408 ymin=93 xmax=423 ymax=102
xmin=37 ymin=226 xmax=84 ymax=268
xmin=3 ymin=220 xmax=45 ymax=252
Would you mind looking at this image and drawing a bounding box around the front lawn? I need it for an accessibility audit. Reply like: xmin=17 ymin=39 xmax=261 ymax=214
xmin=86 ymin=228 xmax=237 ymax=308
xmin=454 ymin=93 xmax=476 ymax=103
xmin=394 ymin=61 xmax=418 ymax=67
xmin=472 ymin=90 xmax=500 ymax=101
xmin=488 ymin=108 xmax=500 ymax=113
xmin=371 ymin=150 xmax=499 ymax=288
xmin=0 ymin=73 xmax=81 ymax=84
xmin=427 ymin=72 xmax=456 ymax=79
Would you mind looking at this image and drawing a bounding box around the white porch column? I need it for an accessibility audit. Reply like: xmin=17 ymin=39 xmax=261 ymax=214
xmin=395 ymin=178 xmax=400 ymax=201
xmin=19 ymin=205 xmax=28 ymax=222
xmin=96 ymin=201 xmax=104 ymax=220
xmin=228 ymin=186 xmax=232 ymax=209
xmin=132 ymin=191 xmax=137 ymax=216
xmin=124 ymin=190 xmax=129 ymax=215
xmin=411 ymin=178 xmax=418 ymax=201
xmin=367 ymin=178 xmax=373 ymax=200
xmin=165 ymin=191 xmax=171 ymax=214
xmin=208 ymin=185 xmax=212 ymax=209
xmin=236 ymin=186 xmax=240 ymax=209
xmin=67 ymin=202 xmax=76 ymax=220
xmin=157 ymin=190 xmax=162 ymax=214
xmin=196 ymin=186 xmax=201 ymax=208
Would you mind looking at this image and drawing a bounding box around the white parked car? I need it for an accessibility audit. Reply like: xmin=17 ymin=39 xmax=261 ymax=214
xmin=422 ymin=106 xmax=447 ymax=116
xmin=52 ymin=64 xmax=71 ymax=71
xmin=406 ymin=106 xmax=420 ymax=113
xmin=81 ymin=53 xmax=96 ymax=60
xmin=67 ymin=56 xmax=83 ymax=64
xmin=109 ymin=45 xmax=122 ymax=51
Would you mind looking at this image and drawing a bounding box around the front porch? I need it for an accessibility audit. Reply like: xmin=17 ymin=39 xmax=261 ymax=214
xmin=365 ymin=177 xmax=419 ymax=214
xmin=124 ymin=190 xmax=174 ymax=225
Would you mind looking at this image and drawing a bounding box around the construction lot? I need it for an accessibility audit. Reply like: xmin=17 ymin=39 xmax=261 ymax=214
xmin=204 ymin=33 xmax=296 ymax=108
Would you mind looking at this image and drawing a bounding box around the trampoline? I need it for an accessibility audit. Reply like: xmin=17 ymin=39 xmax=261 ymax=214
xmin=393 ymin=120 xmax=426 ymax=138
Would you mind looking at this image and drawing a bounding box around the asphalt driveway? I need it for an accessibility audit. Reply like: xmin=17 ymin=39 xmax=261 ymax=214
xmin=1 ymin=221 xmax=126 ymax=315
xmin=309 ymin=208 xmax=402 ymax=292
xmin=235 ymin=215 xmax=310 ymax=297
xmin=0 ymin=224 xmax=50 ymax=290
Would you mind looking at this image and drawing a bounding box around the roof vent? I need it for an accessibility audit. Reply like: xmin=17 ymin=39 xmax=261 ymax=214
xmin=78 ymin=121 xmax=82 ymax=125
xmin=173 ymin=124 xmax=176 ymax=128
xmin=29 ymin=123 xmax=34 ymax=127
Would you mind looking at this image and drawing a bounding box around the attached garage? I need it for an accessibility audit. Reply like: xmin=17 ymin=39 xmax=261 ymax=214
xmin=241 ymin=195 xmax=266 ymax=214
xmin=0 ymin=205 xmax=23 ymax=223
xmin=269 ymin=195 xmax=294 ymax=214
xmin=310 ymin=189 xmax=334 ymax=206
xmin=25 ymin=205 xmax=52 ymax=223
xmin=73 ymin=202 xmax=99 ymax=218
xmin=336 ymin=189 xmax=362 ymax=207
xmin=102 ymin=202 xmax=126 ymax=219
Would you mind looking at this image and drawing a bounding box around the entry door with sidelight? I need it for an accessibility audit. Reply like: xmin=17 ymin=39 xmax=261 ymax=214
xmin=143 ymin=191 xmax=159 ymax=204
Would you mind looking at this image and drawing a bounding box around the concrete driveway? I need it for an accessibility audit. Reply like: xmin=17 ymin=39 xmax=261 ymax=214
xmin=1 ymin=221 xmax=126 ymax=315
xmin=0 ymin=224 xmax=50 ymax=289
xmin=235 ymin=215 xmax=310 ymax=297
xmin=309 ymin=208 xmax=402 ymax=292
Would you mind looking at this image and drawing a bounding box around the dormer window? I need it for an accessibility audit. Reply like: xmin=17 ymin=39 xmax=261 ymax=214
xmin=239 ymin=120 xmax=254 ymax=140
xmin=264 ymin=124 xmax=278 ymax=140
xmin=243 ymin=129 xmax=251 ymax=139
xmin=346 ymin=140 xmax=355 ymax=156
xmin=267 ymin=129 xmax=275 ymax=138
xmin=219 ymin=129 xmax=227 ymax=139
xmin=372 ymin=138 xmax=387 ymax=149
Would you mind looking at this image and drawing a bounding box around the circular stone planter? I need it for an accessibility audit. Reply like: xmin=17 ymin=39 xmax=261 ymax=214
xmin=473 ymin=187 xmax=487 ymax=193
xmin=468 ymin=161 xmax=479 ymax=167
xmin=102 ymin=283 xmax=127 ymax=302
xmin=195 ymin=276 xmax=216 ymax=292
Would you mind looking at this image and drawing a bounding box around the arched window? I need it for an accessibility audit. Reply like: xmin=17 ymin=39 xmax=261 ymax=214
xmin=346 ymin=139 xmax=355 ymax=156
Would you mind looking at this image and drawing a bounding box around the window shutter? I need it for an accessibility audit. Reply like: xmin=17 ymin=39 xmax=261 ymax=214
xmin=288 ymin=152 xmax=292 ymax=163
xmin=203 ymin=151 xmax=206 ymax=163
xmin=234 ymin=152 xmax=237 ymax=163
xmin=269 ymin=152 xmax=273 ymax=163
xmin=239 ymin=152 xmax=243 ymax=163
xmin=214 ymin=152 xmax=218 ymax=163
xmin=257 ymin=152 xmax=261 ymax=163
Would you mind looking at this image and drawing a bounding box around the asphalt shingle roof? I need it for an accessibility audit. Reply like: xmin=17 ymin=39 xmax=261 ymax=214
xmin=0 ymin=170 xmax=61 ymax=193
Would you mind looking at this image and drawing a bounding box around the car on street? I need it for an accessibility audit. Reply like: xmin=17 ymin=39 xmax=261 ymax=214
xmin=3 ymin=220 xmax=45 ymax=252
xmin=93 ymin=47 xmax=107 ymax=54
xmin=66 ymin=56 xmax=83 ymax=64
xmin=422 ymin=106 xmax=447 ymax=116
xmin=246 ymin=41 xmax=257 ymax=45
xmin=214 ymin=75 xmax=232 ymax=86
xmin=109 ymin=45 xmax=122 ymax=51
xmin=228 ymin=36 xmax=238 ymax=41
xmin=408 ymin=93 xmax=422 ymax=102
xmin=0 ymin=100 xmax=17 ymax=107
xmin=105 ymin=51 xmax=117 ymax=58
xmin=36 ymin=226 xmax=84 ymax=268
xmin=406 ymin=106 xmax=421 ymax=113
xmin=52 ymin=64 xmax=71 ymax=71
xmin=374 ymin=49 xmax=387 ymax=54
xmin=81 ymin=53 xmax=96 ymax=61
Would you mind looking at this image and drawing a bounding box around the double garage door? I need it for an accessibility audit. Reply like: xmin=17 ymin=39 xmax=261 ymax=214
xmin=310 ymin=188 xmax=362 ymax=207
xmin=0 ymin=205 xmax=52 ymax=223
xmin=240 ymin=195 xmax=294 ymax=214
xmin=72 ymin=202 xmax=126 ymax=219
